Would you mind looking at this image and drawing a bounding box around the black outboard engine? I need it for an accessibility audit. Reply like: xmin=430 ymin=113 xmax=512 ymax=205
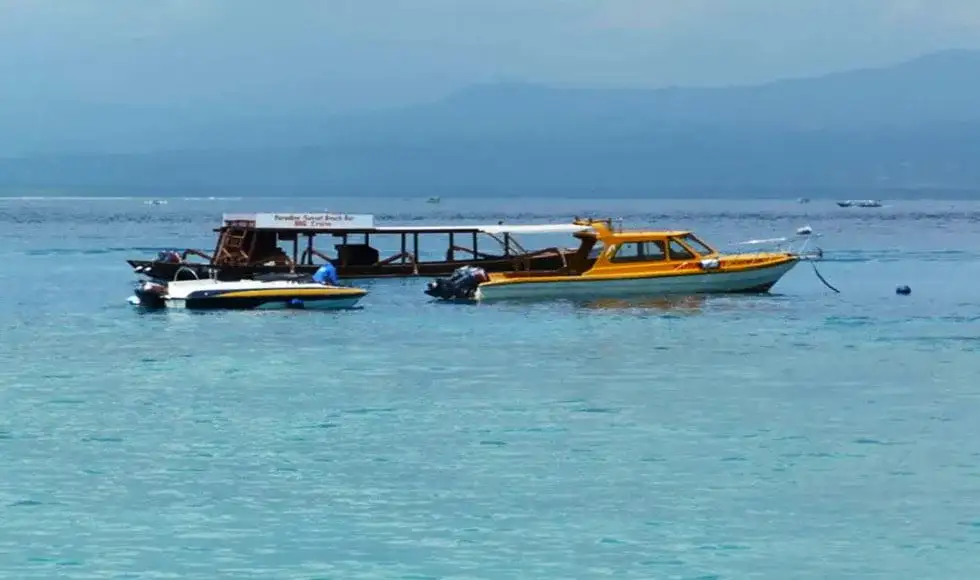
xmin=424 ymin=266 xmax=489 ymax=300
xmin=133 ymin=280 xmax=168 ymax=308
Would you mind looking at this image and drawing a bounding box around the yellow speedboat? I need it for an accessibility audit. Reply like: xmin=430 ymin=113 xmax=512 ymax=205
xmin=424 ymin=218 xmax=809 ymax=302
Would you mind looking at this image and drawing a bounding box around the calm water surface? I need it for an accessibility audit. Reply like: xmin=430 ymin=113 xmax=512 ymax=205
xmin=1 ymin=197 xmax=979 ymax=579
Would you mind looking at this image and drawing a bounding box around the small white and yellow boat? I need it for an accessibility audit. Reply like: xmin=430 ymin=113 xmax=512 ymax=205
xmin=425 ymin=218 xmax=815 ymax=302
xmin=130 ymin=278 xmax=367 ymax=310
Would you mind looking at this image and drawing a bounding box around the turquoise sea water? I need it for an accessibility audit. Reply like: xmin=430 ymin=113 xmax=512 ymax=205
xmin=1 ymin=196 xmax=979 ymax=579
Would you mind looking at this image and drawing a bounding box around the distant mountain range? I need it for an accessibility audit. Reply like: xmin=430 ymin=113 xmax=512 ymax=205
xmin=2 ymin=49 xmax=980 ymax=197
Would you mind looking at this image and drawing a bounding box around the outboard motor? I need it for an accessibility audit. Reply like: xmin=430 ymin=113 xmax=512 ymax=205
xmin=133 ymin=280 xmax=168 ymax=308
xmin=424 ymin=266 xmax=489 ymax=300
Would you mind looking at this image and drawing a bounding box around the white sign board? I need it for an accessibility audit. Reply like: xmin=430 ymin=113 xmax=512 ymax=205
xmin=222 ymin=213 xmax=256 ymax=224
xmin=223 ymin=213 xmax=375 ymax=230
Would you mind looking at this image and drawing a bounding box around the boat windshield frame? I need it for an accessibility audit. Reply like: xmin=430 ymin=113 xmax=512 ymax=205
xmin=672 ymin=233 xmax=718 ymax=257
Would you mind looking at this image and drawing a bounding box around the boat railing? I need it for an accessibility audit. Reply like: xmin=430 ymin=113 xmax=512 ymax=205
xmin=448 ymin=244 xmax=506 ymax=261
xmin=483 ymin=232 xmax=529 ymax=256
xmin=374 ymin=251 xmax=420 ymax=274
xmin=300 ymin=248 xmax=333 ymax=265
xmin=732 ymin=230 xmax=823 ymax=259
xmin=179 ymin=248 xmax=213 ymax=262
xmin=513 ymin=246 xmax=568 ymax=271
xmin=724 ymin=255 xmax=785 ymax=266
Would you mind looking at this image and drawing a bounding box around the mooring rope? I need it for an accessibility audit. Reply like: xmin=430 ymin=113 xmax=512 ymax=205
xmin=810 ymin=260 xmax=840 ymax=293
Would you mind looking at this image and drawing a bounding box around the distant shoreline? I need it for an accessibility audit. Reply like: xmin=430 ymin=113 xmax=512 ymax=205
xmin=2 ymin=189 xmax=979 ymax=201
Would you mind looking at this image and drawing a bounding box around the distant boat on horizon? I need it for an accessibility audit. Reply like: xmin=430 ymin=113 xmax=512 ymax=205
xmin=837 ymin=199 xmax=882 ymax=208
xmin=427 ymin=196 xmax=441 ymax=204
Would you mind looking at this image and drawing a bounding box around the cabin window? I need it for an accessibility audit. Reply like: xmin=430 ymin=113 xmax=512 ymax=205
xmin=679 ymin=234 xmax=715 ymax=256
xmin=667 ymin=239 xmax=695 ymax=260
xmin=644 ymin=241 xmax=667 ymax=261
xmin=611 ymin=240 xmax=667 ymax=263
xmin=612 ymin=242 xmax=641 ymax=262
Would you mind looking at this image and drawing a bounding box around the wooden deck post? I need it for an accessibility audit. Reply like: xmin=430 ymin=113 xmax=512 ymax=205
xmin=413 ymin=233 xmax=419 ymax=273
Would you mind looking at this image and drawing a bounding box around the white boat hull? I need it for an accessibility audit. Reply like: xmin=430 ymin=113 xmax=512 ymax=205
xmin=474 ymin=259 xmax=798 ymax=302
xmin=130 ymin=278 xmax=366 ymax=310
xmin=130 ymin=295 xmax=365 ymax=310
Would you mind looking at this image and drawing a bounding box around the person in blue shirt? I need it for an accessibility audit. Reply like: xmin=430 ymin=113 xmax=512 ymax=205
xmin=312 ymin=261 xmax=339 ymax=285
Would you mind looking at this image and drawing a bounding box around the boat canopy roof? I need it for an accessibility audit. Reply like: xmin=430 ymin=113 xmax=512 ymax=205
xmin=603 ymin=229 xmax=693 ymax=241
xmin=399 ymin=223 xmax=593 ymax=235
xmin=219 ymin=212 xmax=593 ymax=236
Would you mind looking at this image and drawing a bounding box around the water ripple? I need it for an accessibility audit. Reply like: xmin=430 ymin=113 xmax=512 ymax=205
xmin=1 ymin=197 xmax=980 ymax=578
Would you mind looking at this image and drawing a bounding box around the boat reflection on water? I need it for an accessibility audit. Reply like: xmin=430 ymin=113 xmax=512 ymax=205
xmin=573 ymin=293 xmax=793 ymax=317
xmin=576 ymin=294 xmax=707 ymax=314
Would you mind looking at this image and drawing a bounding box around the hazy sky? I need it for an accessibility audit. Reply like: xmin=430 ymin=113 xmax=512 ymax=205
xmin=3 ymin=0 xmax=980 ymax=114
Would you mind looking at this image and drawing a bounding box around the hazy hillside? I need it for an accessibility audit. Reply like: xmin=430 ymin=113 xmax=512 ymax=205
xmin=2 ymin=50 xmax=980 ymax=197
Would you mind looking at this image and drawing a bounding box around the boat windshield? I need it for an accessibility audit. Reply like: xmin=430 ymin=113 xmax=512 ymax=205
xmin=667 ymin=239 xmax=695 ymax=260
xmin=677 ymin=234 xmax=716 ymax=256
xmin=610 ymin=241 xmax=667 ymax=262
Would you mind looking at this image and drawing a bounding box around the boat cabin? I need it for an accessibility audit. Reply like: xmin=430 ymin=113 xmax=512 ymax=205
xmin=488 ymin=218 xmax=724 ymax=279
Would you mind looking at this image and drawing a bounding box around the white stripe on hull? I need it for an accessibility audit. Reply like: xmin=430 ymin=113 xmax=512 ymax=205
xmin=475 ymin=260 xmax=798 ymax=301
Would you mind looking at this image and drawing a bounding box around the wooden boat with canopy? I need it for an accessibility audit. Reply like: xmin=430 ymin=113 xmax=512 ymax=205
xmin=127 ymin=212 xmax=589 ymax=282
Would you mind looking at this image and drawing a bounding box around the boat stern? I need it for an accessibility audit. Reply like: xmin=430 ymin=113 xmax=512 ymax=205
xmin=423 ymin=266 xmax=490 ymax=301
xmin=130 ymin=280 xmax=169 ymax=308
